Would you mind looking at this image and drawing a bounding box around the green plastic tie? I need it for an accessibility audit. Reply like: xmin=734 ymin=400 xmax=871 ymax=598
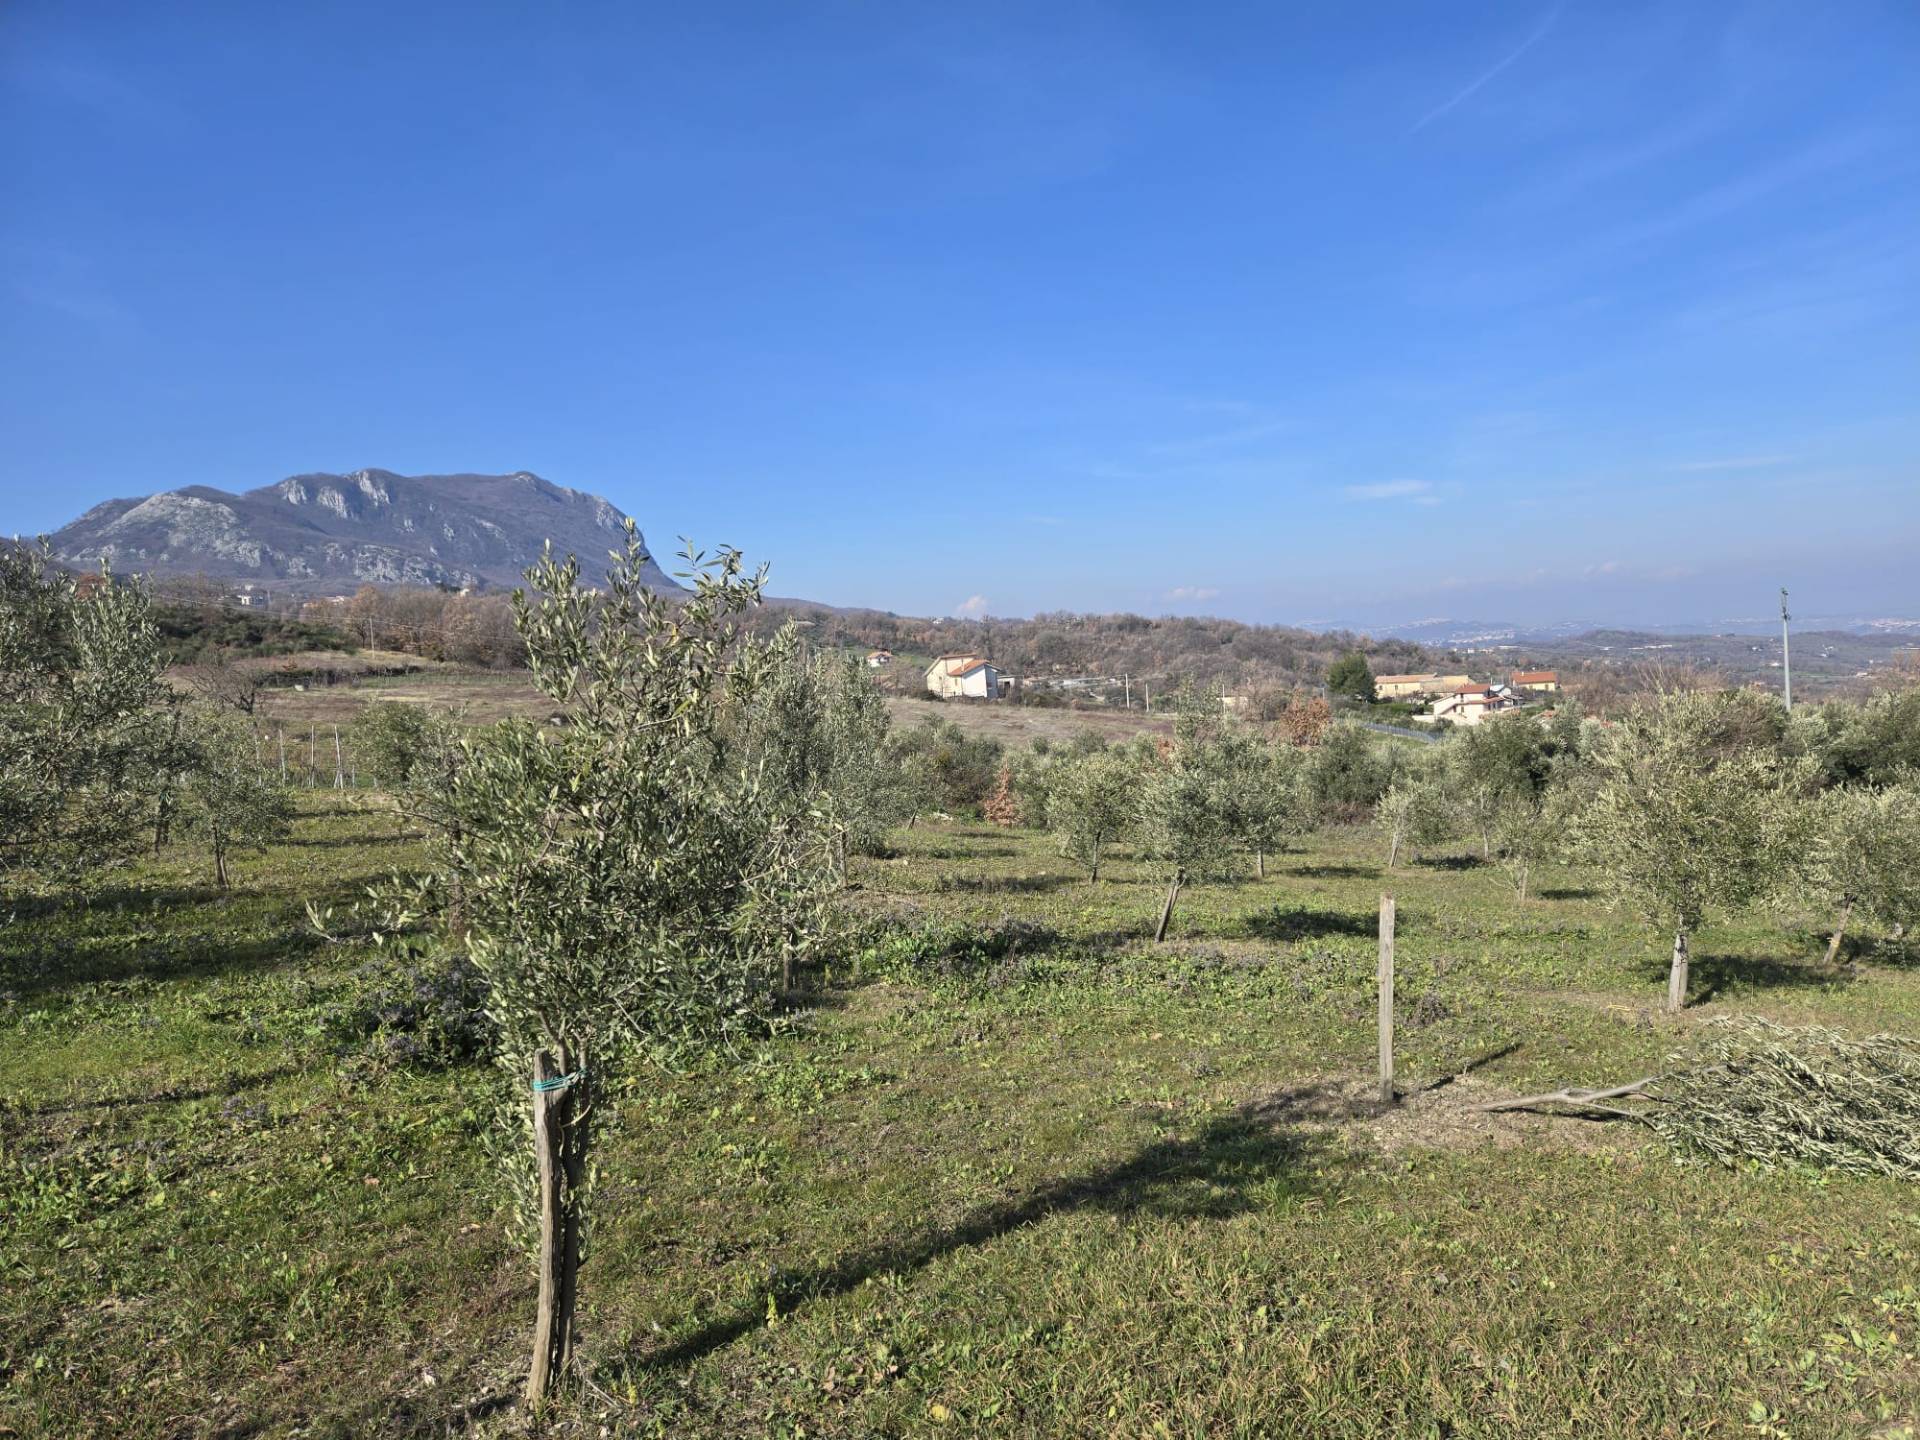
xmin=532 ymin=1070 xmax=584 ymax=1094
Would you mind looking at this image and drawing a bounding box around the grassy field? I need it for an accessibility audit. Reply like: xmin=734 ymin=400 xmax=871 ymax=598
xmin=4 ymin=799 xmax=1919 ymax=1438
xmin=243 ymin=665 xmax=1166 ymax=751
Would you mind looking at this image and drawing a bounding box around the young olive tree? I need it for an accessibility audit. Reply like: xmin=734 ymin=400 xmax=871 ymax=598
xmin=1137 ymin=684 xmax=1239 ymax=941
xmin=1219 ymin=727 xmax=1309 ymax=879
xmin=440 ymin=527 xmax=831 ymax=1405
xmin=178 ymin=705 xmax=294 ymax=888
xmin=1448 ymin=713 xmax=1554 ymax=859
xmin=1046 ymin=746 xmax=1138 ymax=881
xmin=1301 ymin=720 xmax=1390 ymax=824
xmin=1374 ymin=759 xmax=1454 ymax=871
xmin=730 ymin=626 xmax=907 ymax=877
xmin=1490 ymin=792 xmax=1564 ymax=902
xmin=1 ymin=547 xmax=168 ymax=885
xmin=1807 ymin=781 xmax=1920 ymax=964
xmin=1567 ymin=691 xmax=1812 ymax=1012
xmin=820 ymin=649 xmax=910 ymax=857
xmin=347 ymin=699 xmax=475 ymax=919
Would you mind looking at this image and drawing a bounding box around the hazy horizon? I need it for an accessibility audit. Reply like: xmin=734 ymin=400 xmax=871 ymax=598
xmin=4 ymin=2 xmax=1916 ymax=627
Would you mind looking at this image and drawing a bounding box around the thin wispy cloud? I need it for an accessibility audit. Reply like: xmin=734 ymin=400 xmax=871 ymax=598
xmin=1411 ymin=7 xmax=1559 ymax=134
xmin=1670 ymin=456 xmax=1795 ymax=472
xmin=13 ymin=281 xmax=141 ymax=341
xmin=954 ymin=594 xmax=990 ymax=617
xmin=1344 ymin=479 xmax=1436 ymax=503
xmin=1164 ymin=586 xmax=1220 ymax=602
xmin=1149 ymin=416 xmax=1295 ymax=456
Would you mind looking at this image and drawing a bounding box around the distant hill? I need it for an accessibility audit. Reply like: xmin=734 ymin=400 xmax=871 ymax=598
xmin=1354 ymin=614 xmax=1920 ymax=644
xmin=44 ymin=468 xmax=682 ymax=595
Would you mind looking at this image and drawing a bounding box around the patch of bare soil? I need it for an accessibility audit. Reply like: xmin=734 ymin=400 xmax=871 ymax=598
xmin=1240 ymin=1074 xmax=1636 ymax=1158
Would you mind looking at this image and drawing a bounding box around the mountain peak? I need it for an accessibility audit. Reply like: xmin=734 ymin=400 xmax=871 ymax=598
xmin=47 ymin=469 xmax=680 ymax=595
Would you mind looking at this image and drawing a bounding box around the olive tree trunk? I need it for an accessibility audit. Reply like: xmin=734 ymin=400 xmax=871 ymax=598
xmin=1665 ymin=928 xmax=1689 ymax=1014
xmin=527 ymin=1047 xmax=588 ymax=1408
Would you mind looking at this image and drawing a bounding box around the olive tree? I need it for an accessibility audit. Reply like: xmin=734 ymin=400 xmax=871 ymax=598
xmin=178 ymin=705 xmax=294 ymax=888
xmin=1567 ymin=691 xmax=1812 ymax=1012
xmin=820 ymin=649 xmax=910 ymax=856
xmin=730 ymin=626 xmax=907 ymax=876
xmin=1222 ymin=728 xmax=1309 ymax=878
xmin=347 ymin=699 xmax=475 ymax=921
xmin=1807 ymin=780 xmax=1920 ymax=964
xmin=1137 ymin=685 xmax=1239 ymax=941
xmin=1046 ymin=746 xmax=1137 ymax=881
xmin=1301 ymin=720 xmax=1390 ymax=823
xmin=1 ymin=546 xmax=168 ymax=884
xmin=1375 ymin=759 xmax=1453 ymax=870
xmin=1449 ymin=713 xmax=1553 ymax=859
xmin=1490 ymin=792 xmax=1564 ymax=902
xmin=437 ymin=528 xmax=833 ymax=1405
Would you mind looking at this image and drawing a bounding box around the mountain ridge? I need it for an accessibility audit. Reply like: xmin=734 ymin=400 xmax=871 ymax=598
xmin=44 ymin=468 xmax=681 ymax=594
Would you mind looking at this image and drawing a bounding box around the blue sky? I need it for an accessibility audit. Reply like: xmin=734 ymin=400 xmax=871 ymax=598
xmin=4 ymin=2 xmax=1917 ymax=627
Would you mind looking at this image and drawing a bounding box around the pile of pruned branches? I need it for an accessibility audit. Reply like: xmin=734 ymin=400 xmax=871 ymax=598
xmin=1485 ymin=1019 xmax=1920 ymax=1180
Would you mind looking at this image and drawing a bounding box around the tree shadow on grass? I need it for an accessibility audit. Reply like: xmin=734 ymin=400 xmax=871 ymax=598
xmin=0 ymin=876 xmax=367 ymax=997
xmin=1685 ymin=951 xmax=1850 ymax=1006
xmin=1418 ymin=854 xmax=1487 ymax=872
xmin=289 ymin=831 xmax=417 ymax=850
xmin=2 ymin=882 xmax=230 ymax=922
xmin=1536 ymin=886 xmax=1598 ymax=901
xmin=1 ymin=930 xmax=331 ymax=999
xmin=1290 ymin=862 xmax=1383 ymax=880
xmin=1238 ymin=904 xmax=1377 ymax=942
xmin=915 ymin=845 xmax=1018 ymax=861
xmin=935 ymin=873 xmax=1082 ymax=895
xmin=628 ymin=1083 xmax=1346 ymax=1374
xmin=30 ymin=1063 xmax=302 ymax=1116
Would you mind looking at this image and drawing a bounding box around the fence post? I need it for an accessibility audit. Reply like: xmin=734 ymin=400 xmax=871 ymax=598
xmin=1378 ymin=893 xmax=1396 ymax=1107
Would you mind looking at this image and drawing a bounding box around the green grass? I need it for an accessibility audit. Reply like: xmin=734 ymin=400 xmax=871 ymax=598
xmin=4 ymin=803 xmax=1919 ymax=1437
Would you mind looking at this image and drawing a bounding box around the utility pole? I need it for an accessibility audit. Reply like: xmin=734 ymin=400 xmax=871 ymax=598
xmin=1123 ymin=674 xmax=1131 ymax=710
xmin=1780 ymin=587 xmax=1792 ymax=713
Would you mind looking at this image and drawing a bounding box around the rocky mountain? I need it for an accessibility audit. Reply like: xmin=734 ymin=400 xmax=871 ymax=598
xmin=44 ymin=469 xmax=682 ymax=594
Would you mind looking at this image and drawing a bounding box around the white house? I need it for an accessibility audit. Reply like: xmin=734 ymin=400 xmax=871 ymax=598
xmin=865 ymin=649 xmax=894 ymax=668
xmin=925 ymin=653 xmax=1003 ymax=700
xmin=1429 ymin=684 xmax=1521 ymax=727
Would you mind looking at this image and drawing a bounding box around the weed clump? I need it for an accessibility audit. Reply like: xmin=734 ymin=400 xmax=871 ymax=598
xmin=319 ymin=952 xmax=495 ymax=1070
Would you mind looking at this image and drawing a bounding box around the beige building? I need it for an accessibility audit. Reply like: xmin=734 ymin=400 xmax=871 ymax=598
xmin=1377 ymin=672 xmax=1474 ymax=699
xmin=1511 ymin=669 xmax=1560 ymax=693
xmin=1374 ymin=673 xmax=1436 ymax=699
xmin=925 ymin=653 xmax=1004 ymax=700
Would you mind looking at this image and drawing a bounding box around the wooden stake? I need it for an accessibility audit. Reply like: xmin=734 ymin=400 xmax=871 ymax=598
xmin=1666 ymin=927 xmax=1689 ymax=1014
xmin=1153 ymin=874 xmax=1182 ymax=943
xmin=332 ymin=725 xmax=345 ymax=790
xmin=1378 ymin=893 xmax=1396 ymax=1106
xmin=527 ymin=1047 xmax=586 ymax=1407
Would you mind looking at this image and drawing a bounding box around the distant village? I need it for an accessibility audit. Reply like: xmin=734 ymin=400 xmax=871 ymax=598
xmin=872 ymin=647 xmax=1560 ymax=727
xmin=1373 ymin=669 xmax=1560 ymax=726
